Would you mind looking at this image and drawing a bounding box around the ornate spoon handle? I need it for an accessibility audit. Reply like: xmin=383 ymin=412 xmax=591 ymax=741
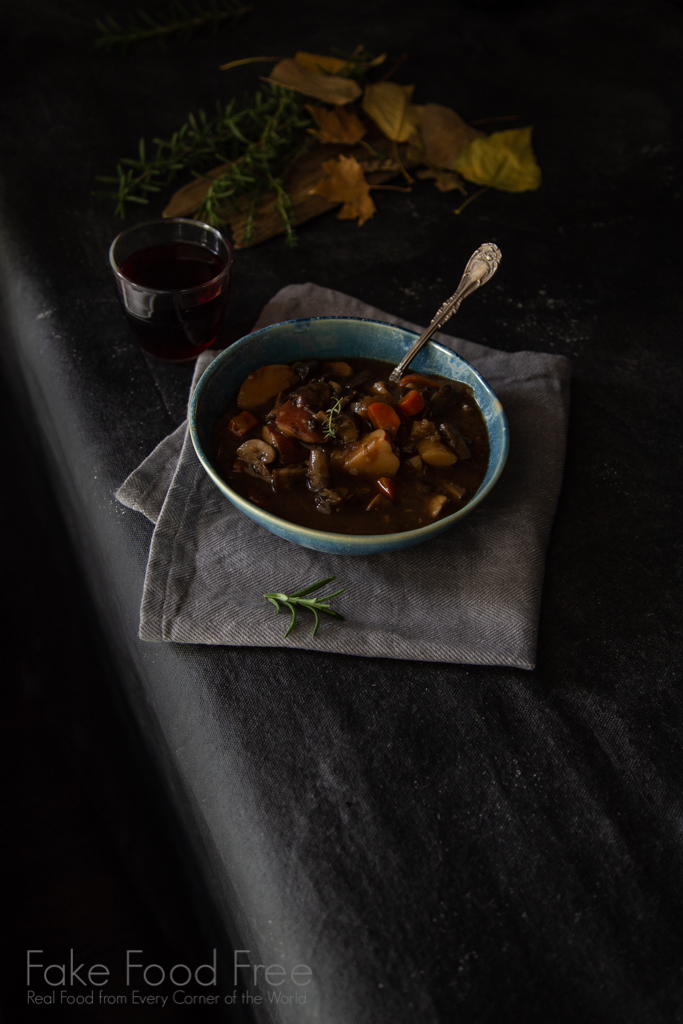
xmin=388 ymin=243 xmax=502 ymax=383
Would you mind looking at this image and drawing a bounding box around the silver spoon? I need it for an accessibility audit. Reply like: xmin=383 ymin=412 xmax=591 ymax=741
xmin=388 ymin=243 xmax=502 ymax=384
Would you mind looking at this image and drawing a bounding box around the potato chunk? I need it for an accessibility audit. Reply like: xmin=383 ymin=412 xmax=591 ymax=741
xmin=341 ymin=429 xmax=400 ymax=478
xmin=325 ymin=361 xmax=353 ymax=377
xmin=417 ymin=436 xmax=457 ymax=467
xmin=426 ymin=494 xmax=449 ymax=518
xmin=237 ymin=364 xmax=299 ymax=410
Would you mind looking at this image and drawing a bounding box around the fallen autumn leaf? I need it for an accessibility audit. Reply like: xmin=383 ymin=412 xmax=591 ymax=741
xmin=362 ymin=81 xmax=423 ymax=142
xmin=419 ymin=103 xmax=483 ymax=170
xmin=306 ymin=104 xmax=367 ymax=145
xmin=454 ymin=126 xmax=542 ymax=192
xmin=269 ymin=58 xmax=362 ymax=105
xmin=294 ymin=51 xmax=349 ymax=74
xmin=310 ymin=154 xmax=377 ymax=225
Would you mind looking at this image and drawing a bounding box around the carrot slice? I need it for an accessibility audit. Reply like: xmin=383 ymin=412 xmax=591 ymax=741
xmin=228 ymin=410 xmax=259 ymax=438
xmin=397 ymin=389 xmax=426 ymax=416
xmin=367 ymin=402 xmax=401 ymax=435
xmin=399 ymin=373 xmax=441 ymax=389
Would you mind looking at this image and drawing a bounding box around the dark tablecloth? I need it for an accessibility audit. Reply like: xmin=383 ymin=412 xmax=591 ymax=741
xmin=1 ymin=1 xmax=682 ymax=1021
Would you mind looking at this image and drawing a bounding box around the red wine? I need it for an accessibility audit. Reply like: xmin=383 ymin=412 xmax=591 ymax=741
xmin=119 ymin=241 xmax=230 ymax=361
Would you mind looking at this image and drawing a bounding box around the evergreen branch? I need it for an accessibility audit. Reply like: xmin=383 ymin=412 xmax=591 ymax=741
xmin=193 ymin=87 xmax=313 ymax=241
xmin=95 ymin=0 xmax=251 ymax=53
xmin=97 ymin=85 xmax=314 ymax=239
xmin=264 ymin=577 xmax=345 ymax=638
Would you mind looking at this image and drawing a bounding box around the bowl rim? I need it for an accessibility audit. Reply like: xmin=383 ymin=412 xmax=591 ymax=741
xmin=189 ymin=316 xmax=509 ymax=548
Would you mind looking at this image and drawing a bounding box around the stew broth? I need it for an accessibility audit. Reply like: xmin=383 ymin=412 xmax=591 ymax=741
xmin=211 ymin=357 xmax=490 ymax=535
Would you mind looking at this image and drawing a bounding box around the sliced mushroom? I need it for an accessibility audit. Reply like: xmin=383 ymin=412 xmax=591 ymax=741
xmin=368 ymin=381 xmax=398 ymax=404
xmin=331 ymin=413 xmax=359 ymax=443
xmin=236 ymin=439 xmax=276 ymax=479
xmin=292 ymin=380 xmax=331 ymax=411
xmin=307 ymin=449 xmax=330 ymax=492
xmin=439 ymin=422 xmax=472 ymax=459
xmin=315 ymin=487 xmax=343 ymax=514
xmin=292 ymin=358 xmax=319 ymax=380
xmin=351 ymin=395 xmax=376 ymax=419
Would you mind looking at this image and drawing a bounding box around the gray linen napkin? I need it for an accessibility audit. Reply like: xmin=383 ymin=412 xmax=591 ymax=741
xmin=116 ymin=283 xmax=570 ymax=668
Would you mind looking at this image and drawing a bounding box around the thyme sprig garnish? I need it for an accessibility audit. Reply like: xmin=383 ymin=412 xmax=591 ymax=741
xmin=323 ymin=397 xmax=344 ymax=441
xmin=95 ymin=85 xmax=313 ymax=242
xmin=264 ymin=576 xmax=345 ymax=637
xmin=95 ymin=0 xmax=250 ymax=53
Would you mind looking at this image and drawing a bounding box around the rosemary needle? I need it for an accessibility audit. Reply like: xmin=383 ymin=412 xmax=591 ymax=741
xmin=264 ymin=576 xmax=345 ymax=638
xmin=95 ymin=0 xmax=251 ymax=53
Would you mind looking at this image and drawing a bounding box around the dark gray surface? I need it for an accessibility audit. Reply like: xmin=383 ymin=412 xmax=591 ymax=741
xmin=0 ymin=367 xmax=233 ymax=1024
xmin=1 ymin=0 xmax=682 ymax=1020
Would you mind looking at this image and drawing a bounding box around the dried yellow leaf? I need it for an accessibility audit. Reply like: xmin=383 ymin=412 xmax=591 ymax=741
xmin=362 ymin=81 xmax=423 ymax=143
xmin=416 ymin=167 xmax=467 ymax=194
xmin=268 ymin=59 xmax=362 ymax=105
xmin=310 ymin=155 xmax=376 ymax=226
xmin=454 ymin=126 xmax=542 ymax=192
xmin=419 ymin=103 xmax=483 ymax=170
xmin=294 ymin=51 xmax=349 ymax=75
xmin=306 ymin=104 xmax=366 ymax=145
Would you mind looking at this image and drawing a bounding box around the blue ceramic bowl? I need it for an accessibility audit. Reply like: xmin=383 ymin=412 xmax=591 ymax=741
xmin=189 ymin=317 xmax=509 ymax=555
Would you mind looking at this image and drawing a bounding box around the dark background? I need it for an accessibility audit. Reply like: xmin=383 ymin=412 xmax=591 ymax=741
xmin=1 ymin=0 xmax=682 ymax=1021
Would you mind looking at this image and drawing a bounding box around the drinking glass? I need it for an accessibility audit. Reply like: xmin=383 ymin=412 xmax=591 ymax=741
xmin=109 ymin=218 xmax=233 ymax=362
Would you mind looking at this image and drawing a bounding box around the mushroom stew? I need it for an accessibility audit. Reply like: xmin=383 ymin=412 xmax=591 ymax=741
xmin=211 ymin=357 xmax=491 ymax=535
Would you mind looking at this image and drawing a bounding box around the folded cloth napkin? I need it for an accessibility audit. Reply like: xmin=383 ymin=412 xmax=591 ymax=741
xmin=116 ymin=283 xmax=570 ymax=668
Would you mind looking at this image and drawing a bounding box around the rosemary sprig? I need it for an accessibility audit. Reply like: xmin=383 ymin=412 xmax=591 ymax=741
xmin=264 ymin=576 xmax=345 ymax=638
xmin=96 ymin=85 xmax=313 ymax=242
xmin=95 ymin=0 xmax=251 ymax=53
xmin=323 ymin=397 xmax=344 ymax=441
xmin=195 ymin=88 xmax=312 ymax=243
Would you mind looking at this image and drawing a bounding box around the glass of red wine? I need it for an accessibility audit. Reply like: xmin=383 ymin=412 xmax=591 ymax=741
xmin=109 ymin=218 xmax=233 ymax=362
